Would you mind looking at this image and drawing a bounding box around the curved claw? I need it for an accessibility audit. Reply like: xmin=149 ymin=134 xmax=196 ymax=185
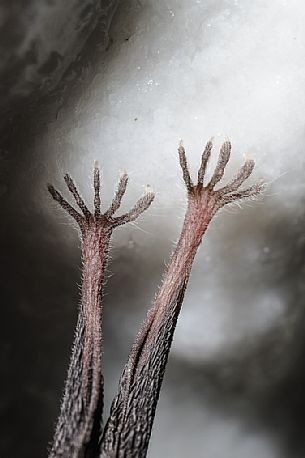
xmin=47 ymin=184 xmax=83 ymax=225
xmin=178 ymin=141 xmax=193 ymax=192
xmin=64 ymin=174 xmax=91 ymax=219
xmin=219 ymin=181 xmax=265 ymax=207
xmin=207 ymin=141 xmax=231 ymax=189
xmin=94 ymin=162 xmax=101 ymax=217
xmin=113 ymin=190 xmax=155 ymax=227
xmin=217 ymin=158 xmax=255 ymax=196
xmin=197 ymin=140 xmax=213 ymax=186
xmin=105 ymin=173 xmax=129 ymax=217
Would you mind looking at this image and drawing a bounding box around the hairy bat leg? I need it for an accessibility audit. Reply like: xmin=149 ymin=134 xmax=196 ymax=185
xmin=99 ymin=141 xmax=264 ymax=457
xmin=48 ymin=162 xmax=155 ymax=458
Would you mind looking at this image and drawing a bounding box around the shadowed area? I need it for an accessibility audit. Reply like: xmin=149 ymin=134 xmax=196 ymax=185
xmin=0 ymin=0 xmax=118 ymax=134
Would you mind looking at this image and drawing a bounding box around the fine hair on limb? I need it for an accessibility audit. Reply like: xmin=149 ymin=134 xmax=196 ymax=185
xmin=47 ymin=140 xmax=264 ymax=458
xmin=99 ymin=140 xmax=264 ymax=458
xmin=47 ymin=163 xmax=154 ymax=458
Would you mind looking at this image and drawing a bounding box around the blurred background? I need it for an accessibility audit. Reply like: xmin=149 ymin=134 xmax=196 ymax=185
xmin=1 ymin=0 xmax=305 ymax=457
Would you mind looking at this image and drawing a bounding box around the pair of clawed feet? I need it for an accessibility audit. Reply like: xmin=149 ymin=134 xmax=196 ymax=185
xmin=48 ymin=140 xmax=263 ymax=230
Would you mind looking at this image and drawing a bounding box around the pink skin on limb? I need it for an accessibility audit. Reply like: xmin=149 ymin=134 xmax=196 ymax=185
xmin=100 ymin=140 xmax=264 ymax=458
xmin=47 ymin=140 xmax=264 ymax=458
xmin=126 ymin=140 xmax=262 ymax=386
xmin=47 ymin=165 xmax=154 ymax=458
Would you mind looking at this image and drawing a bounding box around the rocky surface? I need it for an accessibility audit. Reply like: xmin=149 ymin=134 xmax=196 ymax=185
xmin=0 ymin=0 xmax=118 ymax=125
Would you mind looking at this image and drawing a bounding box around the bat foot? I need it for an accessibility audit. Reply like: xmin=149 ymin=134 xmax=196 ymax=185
xmin=48 ymin=163 xmax=155 ymax=234
xmin=178 ymin=139 xmax=264 ymax=211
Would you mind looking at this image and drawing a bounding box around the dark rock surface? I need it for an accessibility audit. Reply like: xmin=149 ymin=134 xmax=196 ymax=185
xmin=0 ymin=0 xmax=118 ymax=127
